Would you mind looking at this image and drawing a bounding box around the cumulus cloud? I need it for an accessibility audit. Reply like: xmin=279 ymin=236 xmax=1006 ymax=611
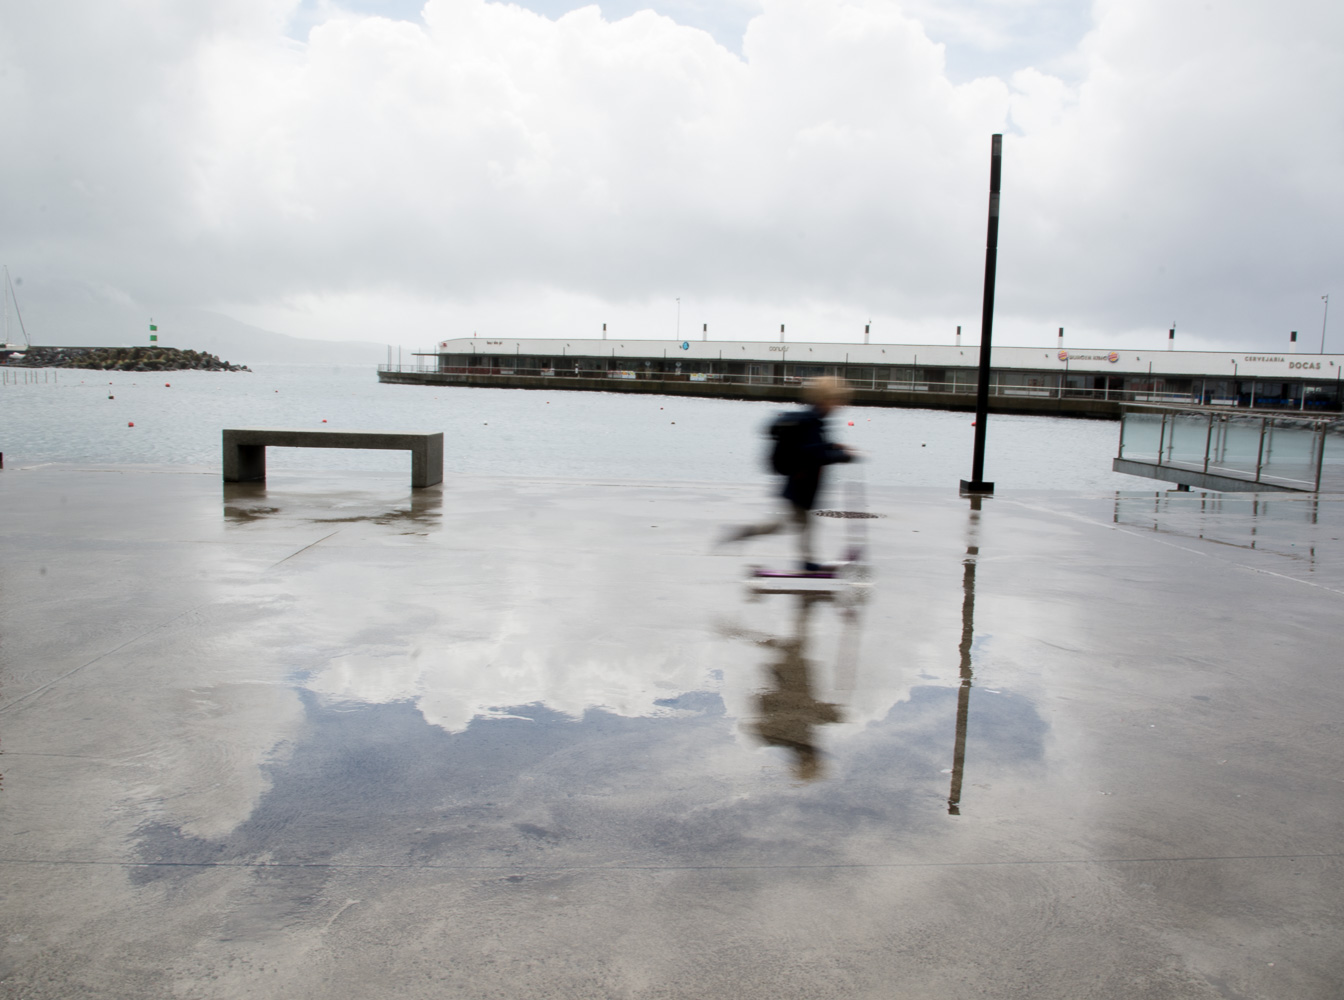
xmin=0 ymin=0 xmax=1340 ymax=350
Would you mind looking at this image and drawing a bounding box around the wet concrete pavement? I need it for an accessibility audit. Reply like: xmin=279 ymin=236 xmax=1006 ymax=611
xmin=1 ymin=466 xmax=1341 ymax=998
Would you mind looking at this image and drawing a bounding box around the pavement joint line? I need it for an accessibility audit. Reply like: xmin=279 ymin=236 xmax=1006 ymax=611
xmin=269 ymin=528 xmax=344 ymax=568
xmin=0 ymin=853 xmax=1337 ymax=873
xmin=0 ymin=600 xmax=217 ymax=717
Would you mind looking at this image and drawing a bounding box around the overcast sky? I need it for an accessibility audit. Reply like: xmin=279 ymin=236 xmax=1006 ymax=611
xmin=2 ymin=0 xmax=1341 ymax=351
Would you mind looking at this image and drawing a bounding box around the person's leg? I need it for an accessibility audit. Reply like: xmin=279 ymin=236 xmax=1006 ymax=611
xmin=791 ymin=505 xmax=816 ymax=567
xmin=721 ymin=508 xmax=791 ymax=545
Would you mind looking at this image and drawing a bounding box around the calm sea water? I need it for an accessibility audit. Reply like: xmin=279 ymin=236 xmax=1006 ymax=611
xmin=0 ymin=364 xmax=1131 ymax=491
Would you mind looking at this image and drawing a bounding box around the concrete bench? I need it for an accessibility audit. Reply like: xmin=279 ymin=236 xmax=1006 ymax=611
xmin=222 ymin=428 xmax=444 ymax=488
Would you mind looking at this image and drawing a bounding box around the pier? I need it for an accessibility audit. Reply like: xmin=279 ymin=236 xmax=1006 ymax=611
xmin=378 ymin=364 xmax=1126 ymax=417
xmin=380 ymin=337 xmax=1344 ymax=419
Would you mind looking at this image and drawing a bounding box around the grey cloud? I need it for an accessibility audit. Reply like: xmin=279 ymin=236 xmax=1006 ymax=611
xmin=1 ymin=0 xmax=1340 ymax=349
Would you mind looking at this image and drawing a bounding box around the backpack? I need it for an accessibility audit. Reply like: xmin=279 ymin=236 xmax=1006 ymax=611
xmin=767 ymin=412 xmax=805 ymax=475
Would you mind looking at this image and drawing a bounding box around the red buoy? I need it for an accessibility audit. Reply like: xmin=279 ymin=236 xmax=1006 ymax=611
xmin=127 ymin=421 xmax=134 ymax=427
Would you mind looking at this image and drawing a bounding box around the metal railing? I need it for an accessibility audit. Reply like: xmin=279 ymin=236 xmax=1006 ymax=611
xmin=378 ymin=364 xmax=1326 ymax=408
xmin=1117 ymin=406 xmax=1344 ymax=491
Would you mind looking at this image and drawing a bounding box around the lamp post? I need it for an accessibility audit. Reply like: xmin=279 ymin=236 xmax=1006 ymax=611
xmin=961 ymin=133 xmax=1003 ymax=496
xmin=676 ymin=298 xmax=681 ymax=341
xmin=1322 ymin=295 xmax=1330 ymax=354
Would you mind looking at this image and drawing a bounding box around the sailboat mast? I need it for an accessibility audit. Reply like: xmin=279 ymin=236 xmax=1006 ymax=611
xmin=3 ymin=266 xmax=31 ymax=349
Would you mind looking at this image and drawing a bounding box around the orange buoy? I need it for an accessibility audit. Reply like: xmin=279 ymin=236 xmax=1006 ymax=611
xmin=165 ymin=383 xmax=170 ymax=387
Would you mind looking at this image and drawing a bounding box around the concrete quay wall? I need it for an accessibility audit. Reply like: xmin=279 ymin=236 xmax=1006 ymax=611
xmin=377 ymin=369 xmax=1123 ymax=419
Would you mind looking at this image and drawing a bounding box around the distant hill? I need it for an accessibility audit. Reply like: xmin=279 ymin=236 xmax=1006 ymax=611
xmin=8 ymin=294 xmax=387 ymax=366
xmin=140 ymin=311 xmax=387 ymax=365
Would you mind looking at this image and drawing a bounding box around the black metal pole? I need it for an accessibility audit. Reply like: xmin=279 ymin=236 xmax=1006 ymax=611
xmin=961 ymin=134 xmax=1001 ymax=495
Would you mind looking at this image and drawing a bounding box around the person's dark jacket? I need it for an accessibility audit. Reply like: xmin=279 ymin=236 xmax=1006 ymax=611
xmin=781 ymin=406 xmax=852 ymax=510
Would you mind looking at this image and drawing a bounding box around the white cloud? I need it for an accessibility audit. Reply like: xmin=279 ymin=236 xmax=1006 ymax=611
xmin=0 ymin=0 xmax=1340 ymax=352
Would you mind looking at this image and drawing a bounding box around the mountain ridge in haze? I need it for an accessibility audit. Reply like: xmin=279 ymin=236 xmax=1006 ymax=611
xmin=10 ymin=295 xmax=388 ymax=365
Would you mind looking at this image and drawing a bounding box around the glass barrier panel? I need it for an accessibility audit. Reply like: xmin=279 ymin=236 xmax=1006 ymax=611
xmin=1318 ymin=423 xmax=1344 ymax=491
xmin=1258 ymin=419 xmax=1324 ymax=487
xmin=1206 ymin=416 xmax=1267 ymax=478
xmin=1163 ymin=413 xmax=1209 ymax=466
xmin=1119 ymin=413 xmax=1164 ymax=461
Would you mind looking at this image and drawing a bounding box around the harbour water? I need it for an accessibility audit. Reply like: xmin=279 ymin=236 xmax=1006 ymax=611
xmin=0 ymin=363 xmax=1133 ymax=491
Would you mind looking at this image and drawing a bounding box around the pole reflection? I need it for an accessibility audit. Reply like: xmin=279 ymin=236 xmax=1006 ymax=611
xmin=948 ymin=494 xmax=982 ymax=815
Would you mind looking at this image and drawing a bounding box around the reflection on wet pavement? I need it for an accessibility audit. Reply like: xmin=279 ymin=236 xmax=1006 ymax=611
xmin=948 ymin=495 xmax=981 ymax=815
xmin=743 ymin=594 xmax=847 ymax=781
xmin=224 ymin=480 xmax=444 ymax=528
xmin=3 ymin=469 xmax=1343 ymax=999
xmin=1109 ymin=491 xmax=1344 ymax=587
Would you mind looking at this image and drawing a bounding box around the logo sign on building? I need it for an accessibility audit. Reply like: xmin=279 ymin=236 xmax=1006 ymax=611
xmin=1059 ymin=350 xmax=1120 ymax=364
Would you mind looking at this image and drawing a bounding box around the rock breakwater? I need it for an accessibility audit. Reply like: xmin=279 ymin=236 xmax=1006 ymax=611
xmin=2 ymin=346 xmax=249 ymax=372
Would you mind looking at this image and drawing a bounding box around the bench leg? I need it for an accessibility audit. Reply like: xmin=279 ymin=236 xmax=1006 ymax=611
xmin=223 ymin=442 xmax=266 ymax=483
xmin=411 ymin=434 xmax=444 ymax=488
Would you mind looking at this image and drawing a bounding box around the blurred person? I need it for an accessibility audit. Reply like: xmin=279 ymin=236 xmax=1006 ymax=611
xmin=721 ymin=376 xmax=857 ymax=571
